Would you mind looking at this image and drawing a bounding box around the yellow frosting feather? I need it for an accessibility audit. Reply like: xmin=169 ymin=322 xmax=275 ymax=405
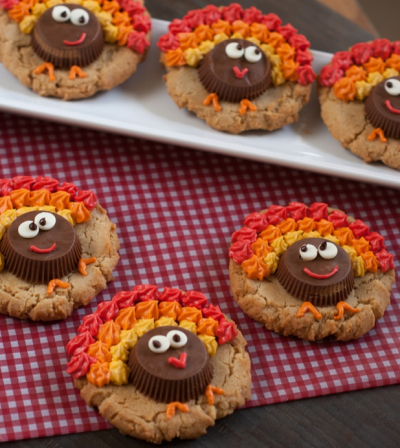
xmin=110 ymin=342 xmax=129 ymax=362
xmin=179 ymin=320 xmax=197 ymax=334
xmin=198 ymin=334 xmax=218 ymax=357
xmin=119 ymin=329 xmax=138 ymax=350
xmin=109 ymin=360 xmax=130 ymax=386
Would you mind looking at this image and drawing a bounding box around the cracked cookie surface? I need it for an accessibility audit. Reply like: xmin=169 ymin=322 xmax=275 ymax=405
xmin=0 ymin=204 xmax=120 ymax=321
xmin=230 ymin=259 xmax=395 ymax=341
xmin=319 ymin=86 xmax=400 ymax=171
xmin=74 ymin=325 xmax=251 ymax=443
xmin=162 ymin=55 xmax=312 ymax=134
xmin=0 ymin=6 xmax=150 ymax=100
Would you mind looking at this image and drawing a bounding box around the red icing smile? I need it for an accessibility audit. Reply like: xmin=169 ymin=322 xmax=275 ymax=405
xmin=168 ymin=352 xmax=187 ymax=369
xmin=64 ymin=33 xmax=87 ymax=46
xmin=385 ymin=99 xmax=400 ymax=114
xmin=304 ymin=266 xmax=339 ymax=279
xmin=30 ymin=243 xmax=56 ymax=254
xmin=233 ymin=66 xmax=249 ymax=79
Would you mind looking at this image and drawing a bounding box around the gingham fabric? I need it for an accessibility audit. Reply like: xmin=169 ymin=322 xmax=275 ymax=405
xmin=0 ymin=112 xmax=399 ymax=442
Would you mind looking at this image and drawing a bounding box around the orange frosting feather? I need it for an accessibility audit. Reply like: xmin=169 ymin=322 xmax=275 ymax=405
xmin=352 ymin=237 xmax=371 ymax=255
xmin=231 ymin=20 xmax=250 ymax=38
xmin=345 ymin=65 xmax=367 ymax=82
xmin=165 ymin=48 xmax=186 ymax=66
xmin=177 ymin=306 xmax=202 ymax=324
xmin=277 ymin=218 xmax=298 ymax=234
xmin=68 ymin=201 xmax=91 ymax=223
xmin=9 ymin=189 xmax=30 ymax=209
xmin=361 ymin=251 xmax=379 ymax=273
xmin=178 ymin=32 xmax=198 ymax=50
xmin=250 ymin=23 xmax=269 ymax=43
xmin=29 ymin=189 xmax=50 ymax=207
xmin=363 ymin=57 xmax=386 ymax=74
xmin=265 ymin=32 xmax=285 ymax=48
xmin=296 ymin=217 xmax=316 ymax=232
xmin=197 ymin=317 xmax=219 ymax=337
xmin=158 ymin=301 xmax=183 ymax=320
xmin=87 ymin=362 xmax=111 ymax=387
xmin=386 ymin=54 xmax=400 ymax=71
xmin=259 ymin=225 xmax=282 ymax=243
xmin=115 ymin=307 xmax=137 ymax=330
xmin=135 ymin=300 xmax=159 ymax=320
xmin=276 ymin=43 xmax=296 ymax=61
xmin=211 ymin=20 xmax=232 ymax=36
xmin=241 ymin=254 xmax=270 ymax=280
xmin=194 ymin=24 xmax=214 ymax=42
xmin=315 ymin=219 xmax=334 ymax=236
xmin=333 ymin=77 xmax=356 ymax=102
xmin=97 ymin=321 xmax=121 ymax=348
xmin=49 ymin=191 xmax=70 ymax=211
xmin=87 ymin=341 xmax=112 ymax=363
xmin=333 ymin=227 xmax=355 ymax=246
xmin=251 ymin=238 xmax=272 ymax=258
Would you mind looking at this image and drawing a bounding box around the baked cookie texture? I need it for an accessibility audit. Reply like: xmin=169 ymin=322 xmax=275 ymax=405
xmin=230 ymin=259 xmax=394 ymax=342
xmin=0 ymin=0 xmax=151 ymax=100
xmin=75 ymin=331 xmax=250 ymax=443
xmin=163 ymin=58 xmax=312 ymax=134
xmin=157 ymin=4 xmax=316 ymax=134
xmin=318 ymin=39 xmax=400 ymax=171
xmin=0 ymin=204 xmax=120 ymax=321
xmin=319 ymin=86 xmax=400 ymax=170
xmin=229 ymin=202 xmax=396 ymax=341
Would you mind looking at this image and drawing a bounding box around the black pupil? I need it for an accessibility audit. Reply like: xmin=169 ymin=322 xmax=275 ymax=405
xmin=320 ymin=241 xmax=327 ymax=251
xmin=237 ymin=44 xmax=242 ymax=51
xmin=39 ymin=218 xmax=46 ymax=226
xmin=173 ymin=334 xmax=181 ymax=343
xmin=153 ymin=340 xmax=161 ymax=349
xmin=61 ymin=11 xmax=67 ymax=17
xmin=29 ymin=222 xmax=37 ymax=231
xmin=387 ymin=82 xmax=393 ymax=88
xmin=300 ymin=245 xmax=307 ymax=252
xmin=79 ymin=16 xmax=85 ymax=23
xmin=254 ymin=49 xmax=260 ymax=55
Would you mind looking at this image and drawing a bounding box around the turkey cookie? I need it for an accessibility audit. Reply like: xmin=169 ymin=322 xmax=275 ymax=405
xmin=0 ymin=175 xmax=120 ymax=321
xmin=157 ymin=4 xmax=316 ymax=134
xmin=229 ymin=202 xmax=396 ymax=341
xmin=0 ymin=0 xmax=151 ymax=100
xmin=318 ymin=39 xmax=400 ymax=170
xmin=67 ymin=285 xmax=251 ymax=443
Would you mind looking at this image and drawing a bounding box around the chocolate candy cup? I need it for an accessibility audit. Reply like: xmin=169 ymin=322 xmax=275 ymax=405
xmin=0 ymin=211 xmax=82 ymax=284
xmin=198 ymin=39 xmax=271 ymax=103
xmin=32 ymin=4 xmax=104 ymax=69
xmin=128 ymin=326 xmax=213 ymax=403
xmin=365 ymin=76 xmax=400 ymax=139
xmin=276 ymin=238 xmax=354 ymax=306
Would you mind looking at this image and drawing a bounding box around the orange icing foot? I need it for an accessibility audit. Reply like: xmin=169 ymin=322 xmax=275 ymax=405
xmin=78 ymin=257 xmax=97 ymax=276
xmin=69 ymin=66 xmax=87 ymax=80
xmin=33 ymin=63 xmax=56 ymax=82
xmin=297 ymin=301 xmax=322 ymax=320
xmin=47 ymin=279 xmax=70 ymax=295
xmin=166 ymin=402 xmax=190 ymax=420
xmin=204 ymin=93 xmax=221 ymax=112
xmin=334 ymin=301 xmax=361 ymax=320
xmin=239 ymin=99 xmax=257 ymax=115
xmin=205 ymin=385 xmax=225 ymax=406
xmin=368 ymin=128 xmax=387 ymax=143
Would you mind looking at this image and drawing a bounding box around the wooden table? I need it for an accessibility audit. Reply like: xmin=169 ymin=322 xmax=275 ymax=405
xmin=9 ymin=1 xmax=399 ymax=447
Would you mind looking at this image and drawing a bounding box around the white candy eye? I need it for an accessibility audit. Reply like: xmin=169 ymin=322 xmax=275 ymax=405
xmin=318 ymin=241 xmax=338 ymax=260
xmin=384 ymin=79 xmax=400 ymax=96
xmin=299 ymin=244 xmax=318 ymax=261
xmin=70 ymin=8 xmax=90 ymax=26
xmin=148 ymin=335 xmax=170 ymax=353
xmin=34 ymin=212 xmax=56 ymax=231
xmin=167 ymin=330 xmax=188 ymax=348
xmin=18 ymin=221 xmax=39 ymax=239
xmin=244 ymin=46 xmax=262 ymax=63
xmin=52 ymin=5 xmax=71 ymax=22
xmin=225 ymin=42 xmax=245 ymax=59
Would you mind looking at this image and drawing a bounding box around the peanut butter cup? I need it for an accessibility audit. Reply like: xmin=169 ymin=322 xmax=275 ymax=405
xmin=276 ymin=238 xmax=354 ymax=306
xmin=198 ymin=39 xmax=271 ymax=103
xmin=0 ymin=211 xmax=82 ymax=283
xmin=32 ymin=4 xmax=104 ymax=68
xmin=128 ymin=326 xmax=213 ymax=403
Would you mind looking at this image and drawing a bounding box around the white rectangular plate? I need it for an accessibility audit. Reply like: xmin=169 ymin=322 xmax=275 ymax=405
xmin=0 ymin=19 xmax=399 ymax=188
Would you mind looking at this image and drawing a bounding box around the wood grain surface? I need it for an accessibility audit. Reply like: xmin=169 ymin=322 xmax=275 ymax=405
xmin=7 ymin=1 xmax=400 ymax=448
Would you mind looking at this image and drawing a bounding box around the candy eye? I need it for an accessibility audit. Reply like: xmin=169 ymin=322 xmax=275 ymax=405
xmin=18 ymin=221 xmax=39 ymax=239
xmin=52 ymin=5 xmax=71 ymax=22
xmin=299 ymin=244 xmax=318 ymax=261
xmin=148 ymin=335 xmax=170 ymax=353
xmin=244 ymin=46 xmax=262 ymax=63
xmin=318 ymin=241 xmax=338 ymax=260
xmin=70 ymin=8 xmax=90 ymax=26
xmin=384 ymin=79 xmax=400 ymax=96
xmin=167 ymin=330 xmax=188 ymax=348
xmin=225 ymin=42 xmax=245 ymax=59
xmin=34 ymin=212 xmax=56 ymax=231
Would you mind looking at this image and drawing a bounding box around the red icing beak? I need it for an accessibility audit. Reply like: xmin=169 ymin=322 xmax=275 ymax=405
xmin=304 ymin=266 xmax=338 ymax=279
xmin=168 ymin=352 xmax=187 ymax=369
xmin=64 ymin=33 xmax=87 ymax=46
xmin=30 ymin=243 xmax=56 ymax=254
xmin=385 ymin=100 xmax=400 ymax=114
xmin=233 ymin=66 xmax=249 ymax=79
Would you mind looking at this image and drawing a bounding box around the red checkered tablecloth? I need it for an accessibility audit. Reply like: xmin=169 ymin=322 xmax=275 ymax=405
xmin=0 ymin=112 xmax=399 ymax=442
